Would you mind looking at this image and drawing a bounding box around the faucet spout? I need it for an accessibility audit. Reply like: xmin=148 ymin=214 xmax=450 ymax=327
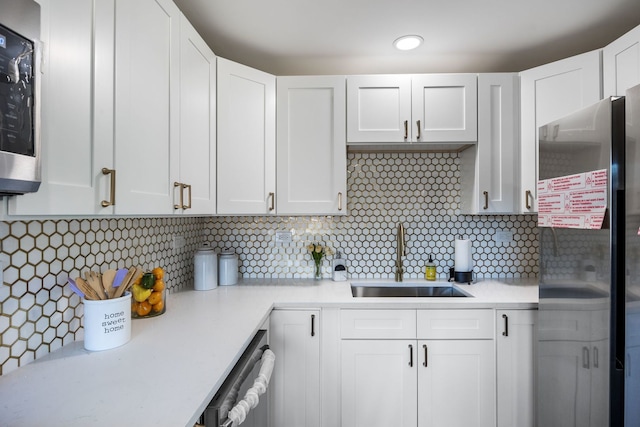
xmin=395 ymin=223 xmax=406 ymax=282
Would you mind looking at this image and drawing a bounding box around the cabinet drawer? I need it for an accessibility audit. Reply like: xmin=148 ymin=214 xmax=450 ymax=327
xmin=341 ymin=310 xmax=416 ymax=339
xmin=417 ymin=309 xmax=494 ymax=339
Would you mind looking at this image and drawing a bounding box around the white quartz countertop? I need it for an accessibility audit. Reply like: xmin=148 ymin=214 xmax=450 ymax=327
xmin=0 ymin=278 xmax=538 ymax=426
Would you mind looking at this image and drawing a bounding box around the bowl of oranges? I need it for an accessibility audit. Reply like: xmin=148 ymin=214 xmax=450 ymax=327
xmin=131 ymin=267 xmax=166 ymax=318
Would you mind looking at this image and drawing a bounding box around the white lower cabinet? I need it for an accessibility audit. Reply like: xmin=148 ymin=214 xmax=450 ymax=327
xmin=418 ymin=339 xmax=495 ymax=426
xmin=269 ymin=309 xmax=320 ymax=427
xmin=340 ymin=309 xmax=495 ymax=427
xmin=496 ymin=309 xmax=537 ymax=427
xmin=341 ymin=339 xmax=417 ymax=427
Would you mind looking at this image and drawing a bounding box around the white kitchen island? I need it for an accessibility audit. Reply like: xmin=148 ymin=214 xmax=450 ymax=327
xmin=0 ymin=278 xmax=537 ymax=426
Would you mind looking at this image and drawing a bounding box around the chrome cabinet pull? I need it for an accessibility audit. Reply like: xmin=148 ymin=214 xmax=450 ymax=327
xmin=268 ymin=192 xmax=275 ymax=211
xmin=582 ymin=346 xmax=590 ymax=369
xmin=311 ymin=314 xmax=315 ymax=337
xmin=404 ymin=120 xmax=408 ymax=140
xmin=502 ymin=314 xmax=509 ymax=336
xmin=338 ymin=192 xmax=343 ymax=211
xmin=423 ymin=344 xmax=428 ymax=367
xmin=525 ymin=190 xmax=532 ymax=210
xmin=101 ymin=168 xmax=116 ymax=207
xmin=183 ymin=183 xmax=192 ymax=209
xmin=174 ymin=182 xmax=183 ymax=210
xmin=416 ymin=120 xmax=421 ymax=140
xmin=408 ymin=344 xmax=413 ymax=367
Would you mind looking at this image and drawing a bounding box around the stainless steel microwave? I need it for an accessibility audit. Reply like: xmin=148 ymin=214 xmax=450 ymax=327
xmin=0 ymin=0 xmax=41 ymax=196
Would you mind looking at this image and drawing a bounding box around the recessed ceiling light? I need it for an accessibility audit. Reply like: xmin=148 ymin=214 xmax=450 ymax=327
xmin=393 ymin=35 xmax=424 ymax=51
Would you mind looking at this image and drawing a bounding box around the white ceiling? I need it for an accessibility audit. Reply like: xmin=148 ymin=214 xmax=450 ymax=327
xmin=173 ymin=0 xmax=640 ymax=76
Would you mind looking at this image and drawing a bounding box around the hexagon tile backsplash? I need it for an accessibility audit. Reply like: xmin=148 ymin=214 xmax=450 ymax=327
xmin=0 ymin=152 xmax=538 ymax=375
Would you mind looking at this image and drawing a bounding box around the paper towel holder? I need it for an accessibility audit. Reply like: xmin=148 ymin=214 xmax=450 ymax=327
xmin=449 ymin=267 xmax=474 ymax=284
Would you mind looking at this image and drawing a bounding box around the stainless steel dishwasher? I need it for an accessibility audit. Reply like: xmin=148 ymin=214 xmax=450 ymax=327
xmin=201 ymin=329 xmax=273 ymax=427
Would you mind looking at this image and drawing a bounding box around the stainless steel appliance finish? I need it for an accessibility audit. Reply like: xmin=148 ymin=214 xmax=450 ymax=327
xmin=351 ymin=283 xmax=470 ymax=298
xmin=625 ymin=84 xmax=640 ymax=427
xmin=536 ymin=92 xmax=639 ymax=426
xmin=202 ymin=329 xmax=270 ymax=427
xmin=0 ymin=0 xmax=41 ymax=196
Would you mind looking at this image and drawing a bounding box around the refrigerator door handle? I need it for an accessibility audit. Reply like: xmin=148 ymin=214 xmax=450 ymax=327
xmin=593 ymin=346 xmax=599 ymax=368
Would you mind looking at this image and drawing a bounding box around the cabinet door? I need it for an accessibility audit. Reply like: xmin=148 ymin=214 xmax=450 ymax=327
xmin=114 ymin=0 xmax=180 ymax=214
xmin=519 ymin=50 xmax=601 ymax=213
xmin=217 ymin=58 xmax=276 ymax=214
xmin=412 ymin=74 xmax=477 ymax=143
xmin=8 ymin=0 xmax=114 ymax=216
xmin=276 ymin=76 xmax=346 ymax=215
xmin=496 ymin=310 xmax=536 ymax=427
xmin=177 ymin=16 xmax=216 ymax=215
xmin=341 ymin=340 xmax=417 ymax=427
xmin=460 ymin=73 xmax=518 ymax=214
xmin=346 ymin=75 xmax=412 ymax=143
xmin=418 ymin=339 xmax=495 ymax=427
xmin=604 ymin=24 xmax=640 ymax=97
xmin=270 ymin=310 xmax=320 ymax=427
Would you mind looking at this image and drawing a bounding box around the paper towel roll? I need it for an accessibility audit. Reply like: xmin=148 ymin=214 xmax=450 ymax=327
xmin=454 ymin=239 xmax=473 ymax=272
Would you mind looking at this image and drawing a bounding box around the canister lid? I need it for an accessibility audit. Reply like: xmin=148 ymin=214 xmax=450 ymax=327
xmin=196 ymin=242 xmax=215 ymax=253
xmin=220 ymin=248 xmax=236 ymax=257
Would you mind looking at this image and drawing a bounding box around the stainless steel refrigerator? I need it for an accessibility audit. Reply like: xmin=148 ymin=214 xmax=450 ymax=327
xmin=537 ymin=85 xmax=640 ymax=427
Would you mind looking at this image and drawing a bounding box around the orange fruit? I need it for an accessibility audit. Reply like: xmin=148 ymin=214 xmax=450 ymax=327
xmin=131 ymin=301 xmax=139 ymax=312
xmin=153 ymin=280 xmax=165 ymax=292
xmin=152 ymin=300 xmax=164 ymax=313
xmin=148 ymin=291 xmax=162 ymax=306
xmin=136 ymin=301 xmax=152 ymax=316
xmin=152 ymin=267 xmax=164 ymax=280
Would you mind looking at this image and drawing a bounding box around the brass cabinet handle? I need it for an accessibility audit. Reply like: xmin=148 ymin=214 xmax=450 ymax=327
xmin=525 ymin=190 xmax=532 ymax=210
xmin=183 ymin=183 xmax=192 ymax=209
xmin=310 ymin=314 xmax=316 ymax=337
xmin=338 ymin=192 xmax=343 ymax=211
xmin=416 ymin=120 xmax=421 ymax=140
xmin=502 ymin=314 xmax=509 ymax=336
xmin=483 ymin=191 xmax=489 ymax=210
xmin=423 ymin=344 xmax=428 ymax=367
xmin=408 ymin=344 xmax=414 ymax=367
xmin=268 ymin=192 xmax=275 ymax=211
xmin=404 ymin=120 xmax=408 ymax=140
xmin=101 ymin=168 xmax=116 ymax=207
xmin=174 ymin=182 xmax=183 ymax=210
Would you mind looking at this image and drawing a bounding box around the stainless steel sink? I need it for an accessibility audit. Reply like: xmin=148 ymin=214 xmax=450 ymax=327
xmin=351 ymin=282 xmax=470 ymax=298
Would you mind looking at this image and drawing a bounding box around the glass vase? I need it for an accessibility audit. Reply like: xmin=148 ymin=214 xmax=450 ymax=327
xmin=314 ymin=260 xmax=322 ymax=280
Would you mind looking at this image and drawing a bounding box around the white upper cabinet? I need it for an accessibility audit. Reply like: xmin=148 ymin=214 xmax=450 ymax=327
xmin=276 ymin=76 xmax=347 ymax=215
xmin=460 ymin=73 xmax=519 ymax=214
xmin=176 ymin=15 xmax=216 ymax=215
xmin=217 ymin=58 xmax=276 ymax=215
xmin=346 ymin=74 xmax=477 ymax=145
xmin=113 ymin=0 xmax=181 ymax=215
xmin=8 ymin=0 xmax=113 ymax=216
xmin=346 ymin=75 xmax=412 ymax=143
xmin=411 ymin=74 xmax=477 ymax=143
xmin=604 ymin=24 xmax=640 ymax=97
xmin=519 ymin=50 xmax=602 ymax=213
